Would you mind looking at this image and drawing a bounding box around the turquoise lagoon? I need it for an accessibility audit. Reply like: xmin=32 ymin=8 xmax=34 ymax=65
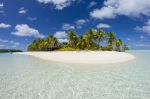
xmin=0 ymin=50 xmax=150 ymax=99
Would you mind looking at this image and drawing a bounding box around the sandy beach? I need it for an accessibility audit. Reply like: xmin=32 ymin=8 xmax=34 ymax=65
xmin=16 ymin=51 xmax=135 ymax=64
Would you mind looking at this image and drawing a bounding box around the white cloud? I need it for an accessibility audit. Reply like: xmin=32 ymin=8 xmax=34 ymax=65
xmin=90 ymin=0 xmax=150 ymax=19
xmin=0 ymin=3 xmax=4 ymax=14
xmin=97 ymin=23 xmax=111 ymax=29
xmin=0 ymin=38 xmax=20 ymax=48
xmin=37 ymin=0 xmax=50 ymax=4
xmin=88 ymin=1 xmax=97 ymax=8
xmin=19 ymin=7 xmax=27 ymax=14
xmin=136 ymin=43 xmax=150 ymax=48
xmin=37 ymin=0 xmax=76 ymax=10
xmin=135 ymin=19 xmax=150 ymax=35
xmin=58 ymin=38 xmax=68 ymax=43
xmin=62 ymin=23 xmax=75 ymax=30
xmin=0 ymin=23 xmax=11 ymax=29
xmin=54 ymin=31 xmax=68 ymax=43
xmin=140 ymin=35 xmax=145 ymax=39
xmin=75 ymin=19 xmax=87 ymax=25
xmin=75 ymin=19 xmax=88 ymax=29
xmin=90 ymin=6 xmax=116 ymax=19
xmin=0 ymin=45 xmax=5 ymax=47
xmin=27 ymin=17 xmax=37 ymax=21
xmin=0 ymin=3 xmax=4 ymax=8
xmin=54 ymin=31 xmax=67 ymax=39
xmin=11 ymin=24 xmax=45 ymax=38
xmin=0 ymin=38 xmax=8 ymax=43
xmin=127 ymin=38 xmax=131 ymax=41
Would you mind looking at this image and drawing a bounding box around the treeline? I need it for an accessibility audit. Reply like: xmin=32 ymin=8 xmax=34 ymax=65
xmin=28 ymin=29 xmax=129 ymax=51
xmin=0 ymin=49 xmax=22 ymax=52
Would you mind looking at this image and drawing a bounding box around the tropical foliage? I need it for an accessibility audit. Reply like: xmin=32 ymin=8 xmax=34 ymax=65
xmin=28 ymin=35 xmax=59 ymax=51
xmin=28 ymin=29 xmax=129 ymax=52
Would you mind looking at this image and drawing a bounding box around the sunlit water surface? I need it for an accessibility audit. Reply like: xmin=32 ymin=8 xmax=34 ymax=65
xmin=0 ymin=50 xmax=150 ymax=99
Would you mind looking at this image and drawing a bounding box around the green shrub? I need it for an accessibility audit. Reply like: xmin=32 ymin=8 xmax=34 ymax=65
xmin=58 ymin=46 xmax=80 ymax=51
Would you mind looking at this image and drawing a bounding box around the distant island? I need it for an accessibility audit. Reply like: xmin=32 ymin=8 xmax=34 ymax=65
xmin=28 ymin=29 xmax=129 ymax=52
xmin=0 ymin=49 xmax=22 ymax=52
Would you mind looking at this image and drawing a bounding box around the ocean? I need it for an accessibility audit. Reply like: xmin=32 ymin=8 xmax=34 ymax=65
xmin=0 ymin=50 xmax=150 ymax=99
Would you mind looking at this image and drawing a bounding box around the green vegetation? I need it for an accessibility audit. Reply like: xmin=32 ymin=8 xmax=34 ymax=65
xmin=123 ymin=45 xmax=129 ymax=50
xmin=28 ymin=29 xmax=129 ymax=52
xmin=0 ymin=49 xmax=22 ymax=52
xmin=28 ymin=35 xmax=59 ymax=51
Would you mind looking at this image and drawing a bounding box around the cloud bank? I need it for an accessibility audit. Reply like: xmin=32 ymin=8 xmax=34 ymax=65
xmin=11 ymin=24 xmax=45 ymax=38
xmin=90 ymin=0 xmax=150 ymax=19
xmin=37 ymin=0 xmax=76 ymax=10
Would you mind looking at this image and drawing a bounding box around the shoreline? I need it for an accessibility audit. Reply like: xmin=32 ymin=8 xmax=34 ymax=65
xmin=15 ymin=51 xmax=135 ymax=64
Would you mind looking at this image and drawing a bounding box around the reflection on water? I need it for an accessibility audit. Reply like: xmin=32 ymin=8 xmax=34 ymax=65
xmin=0 ymin=51 xmax=150 ymax=99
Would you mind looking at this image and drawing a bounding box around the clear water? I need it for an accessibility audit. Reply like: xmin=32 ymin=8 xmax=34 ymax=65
xmin=0 ymin=51 xmax=150 ymax=99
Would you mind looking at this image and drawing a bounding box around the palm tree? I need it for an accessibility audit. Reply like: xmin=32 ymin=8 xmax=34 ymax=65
xmin=115 ymin=39 xmax=122 ymax=51
xmin=123 ymin=45 xmax=129 ymax=51
xmin=38 ymin=39 xmax=44 ymax=51
xmin=52 ymin=37 xmax=59 ymax=47
xmin=107 ymin=32 xmax=116 ymax=50
xmin=84 ymin=29 xmax=95 ymax=49
xmin=77 ymin=36 xmax=87 ymax=50
xmin=33 ymin=39 xmax=41 ymax=51
xmin=47 ymin=35 xmax=59 ymax=50
xmin=96 ymin=29 xmax=105 ymax=46
xmin=67 ymin=31 xmax=78 ymax=48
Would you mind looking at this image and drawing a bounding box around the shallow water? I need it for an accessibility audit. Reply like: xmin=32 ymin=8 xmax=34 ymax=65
xmin=0 ymin=50 xmax=150 ymax=99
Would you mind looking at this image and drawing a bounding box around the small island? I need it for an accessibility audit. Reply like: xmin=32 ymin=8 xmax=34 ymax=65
xmin=17 ymin=29 xmax=134 ymax=64
xmin=0 ymin=49 xmax=22 ymax=52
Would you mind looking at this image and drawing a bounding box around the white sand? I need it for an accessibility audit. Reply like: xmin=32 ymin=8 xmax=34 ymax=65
xmin=16 ymin=51 xmax=135 ymax=64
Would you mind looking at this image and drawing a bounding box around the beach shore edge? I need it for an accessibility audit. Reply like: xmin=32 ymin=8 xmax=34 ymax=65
xmin=15 ymin=51 xmax=135 ymax=64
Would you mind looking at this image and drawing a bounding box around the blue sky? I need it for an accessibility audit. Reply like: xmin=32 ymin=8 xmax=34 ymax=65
xmin=0 ymin=0 xmax=150 ymax=50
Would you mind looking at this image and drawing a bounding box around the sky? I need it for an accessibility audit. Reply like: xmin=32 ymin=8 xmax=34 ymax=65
xmin=0 ymin=0 xmax=150 ymax=51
